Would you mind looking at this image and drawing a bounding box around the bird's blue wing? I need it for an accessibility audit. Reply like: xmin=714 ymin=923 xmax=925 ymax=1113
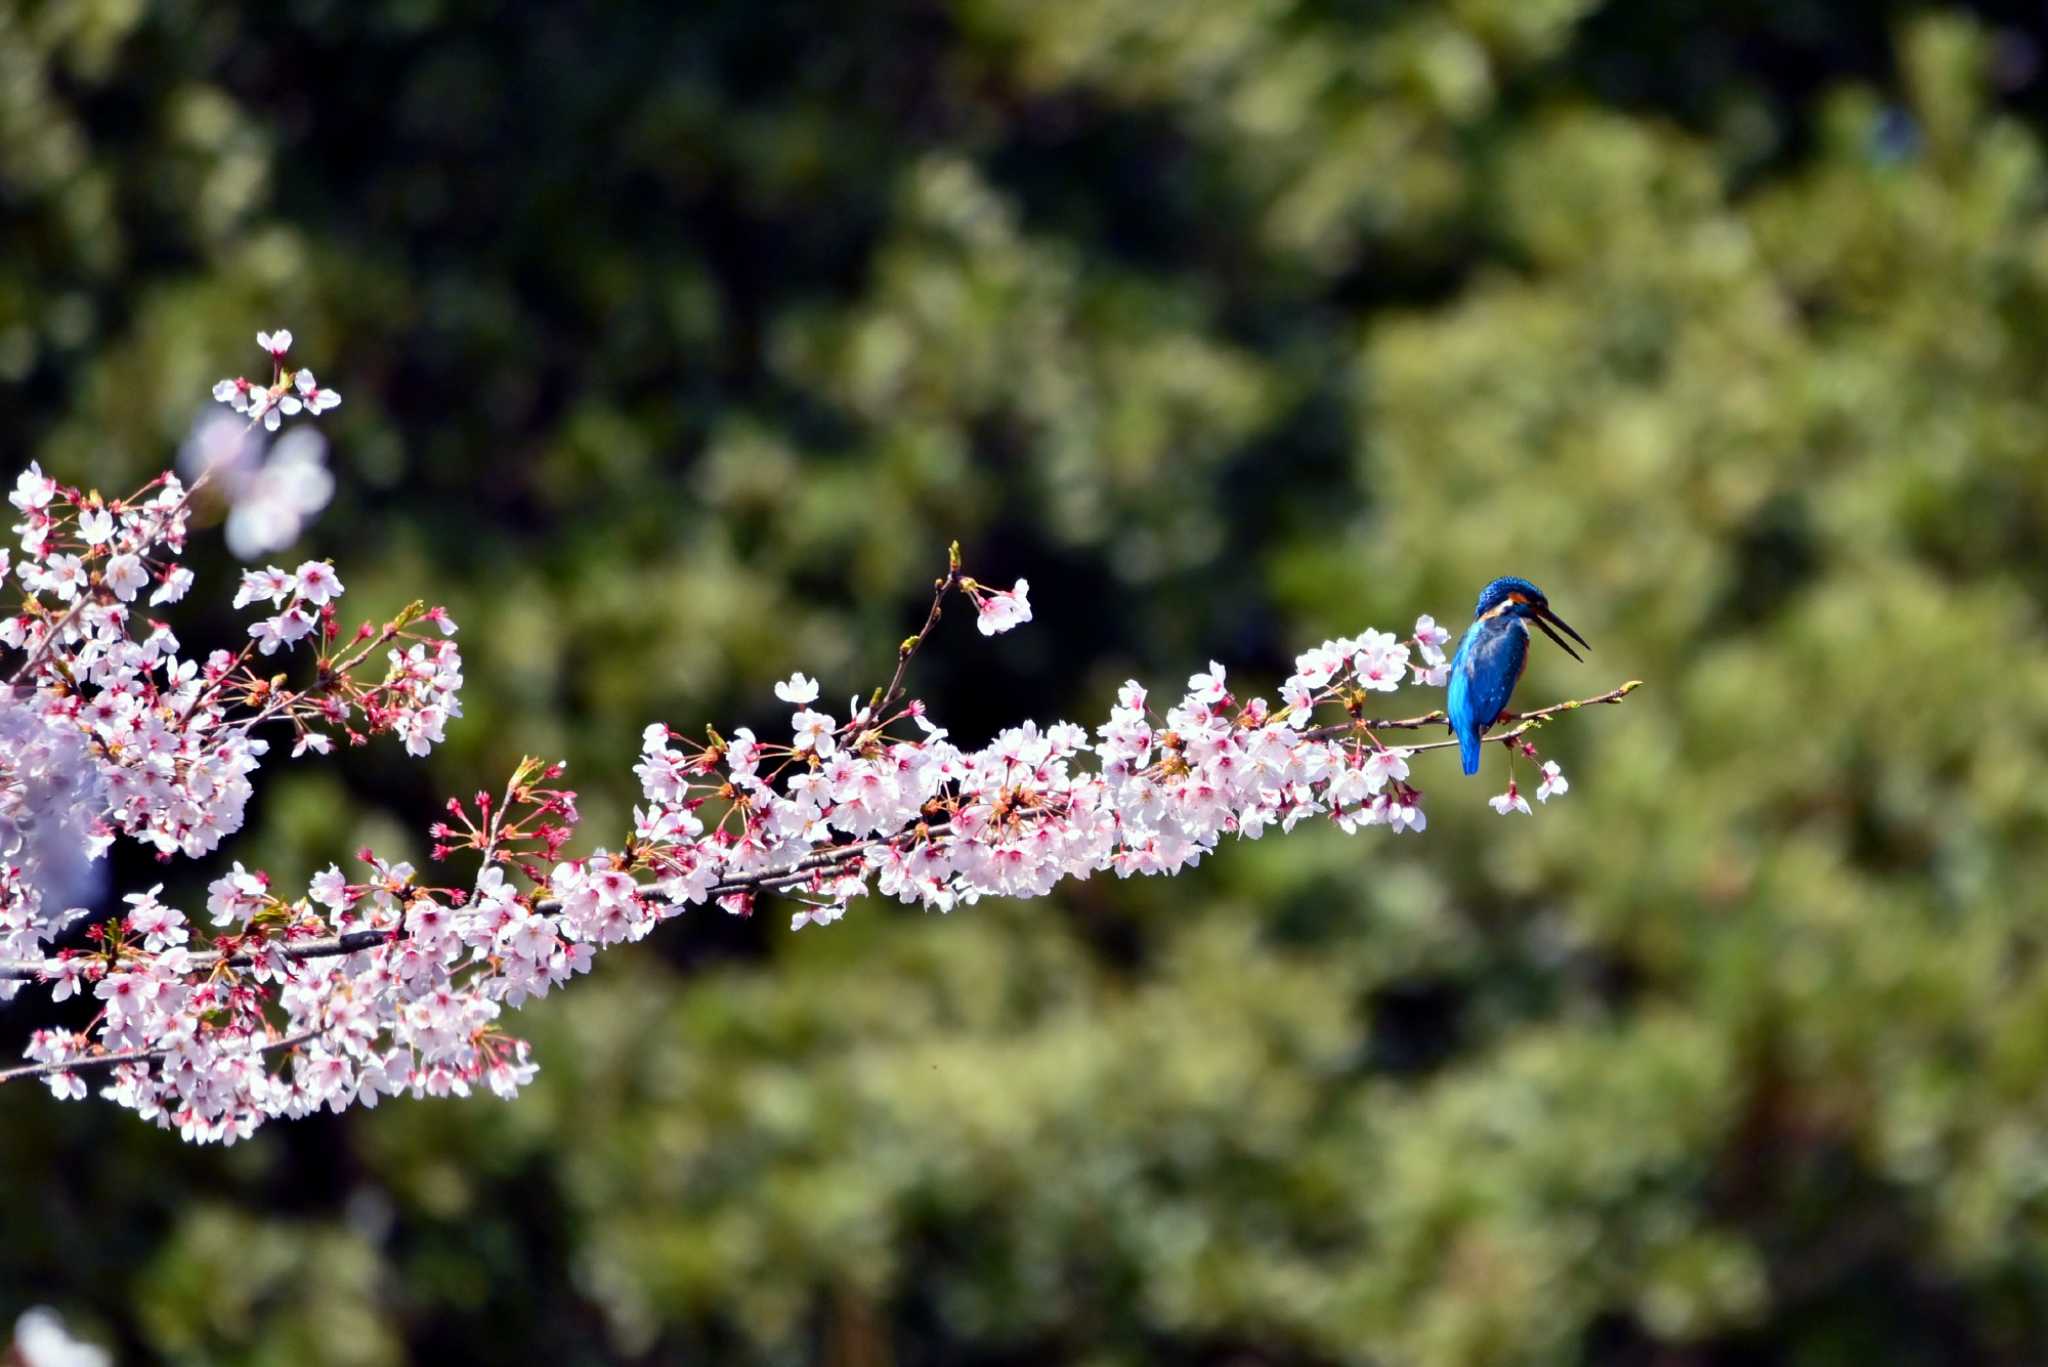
xmin=1458 ymin=619 xmax=1528 ymax=730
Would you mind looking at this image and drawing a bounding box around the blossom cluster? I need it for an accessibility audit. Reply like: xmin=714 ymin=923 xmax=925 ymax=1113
xmin=194 ymin=329 xmax=341 ymax=558
xmin=0 ymin=334 xmax=471 ymax=1127
xmin=624 ymin=605 xmax=1496 ymax=940
xmin=210 ymin=329 xmax=341 ymax=432
xmin=0 ymin=329 xmax=1619 ymax=1144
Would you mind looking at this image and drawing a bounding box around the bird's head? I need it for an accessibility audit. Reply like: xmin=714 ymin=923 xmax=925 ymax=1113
xmin=1473 ymin=576 xmax=1589 ymax=661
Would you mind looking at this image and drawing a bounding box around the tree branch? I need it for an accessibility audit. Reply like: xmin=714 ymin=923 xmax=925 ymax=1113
xmin=0 ymin=681 xmax=1642 ymax=988
xmin=1301 ymin=678 xmax=1643 ymax=747
xmin=870 ymin=544 xmax=960 ymax=719
xmin=0 ymin=1025 xmax=327 ymax=1085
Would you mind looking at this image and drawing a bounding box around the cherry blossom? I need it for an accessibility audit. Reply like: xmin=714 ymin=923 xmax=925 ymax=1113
xmin=1386 ymin=793 xmax=1428 ymax=834
xmin=1187 ymin=659 xmax=1229 ymax=706
xmin=204 ymin=333 xmax=342 ymax=557
xmin=1352 ymin=629 xmax=1410 ymax=692
xmin=233 ymin=566 xmax=296 ymax=608
xmin=774 ymin=671 xmax=820 ymax=705
xmin=294 ymin=560 xmax=343 ymax=603
xmin=1536 ymin=759 xmax=1569 ymax=802
xmin=10 ymin=464 xmax=56 ymax=513
xmin=1362 ymin=746 xmax=1411 ymax=790
xmin=1409 ymin=614 xmax=1453 ymax=687
xmin=1413 ymin=614 xmax=1450 ymax=663
xmin=75 ymin=509 xmax=114 ymax=547
xmin=102 ymin=553 xmax=148 ymax=601
xmin=791 ymin=707 xmax=837 ymax=756
xmin=967 ymin=576 xmax=1032 ymax=635
xmin=279 ymin=367 xmax=342 ymax=417
xmin=1489 ymin=782 xmax=1532 ymax=816
xmin=122 ymin=886 xmax=189 ymax=951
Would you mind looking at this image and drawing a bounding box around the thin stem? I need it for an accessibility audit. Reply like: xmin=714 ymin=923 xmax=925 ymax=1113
xmin=327 ymin=611 xmax=413 ymax=678
xmin=871 ymin=545 xmax=961 ymax=720
xmin=0 ymin=929 xmax=392 ymax=983
xmin=0 ymin=1024 xmax=326 ymax=1086
xmin=1296 ymin=679 xmax=1642 ymax=746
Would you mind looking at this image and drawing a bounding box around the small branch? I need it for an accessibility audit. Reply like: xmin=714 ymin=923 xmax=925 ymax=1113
xmin=0 ymin=1025 xmax=326 ymax=1085
xmin=0 ymin=838 xmax=918 ymax=982
xmin=542 ymin=821 xmax=951 ymax=914
xmin=1298 ymin=679 xmax=1643 ymax=746
xmin=871 ymin=543 xmax=961 ymax=719
xmin=0 ymin=929 xmax=392 ymax=983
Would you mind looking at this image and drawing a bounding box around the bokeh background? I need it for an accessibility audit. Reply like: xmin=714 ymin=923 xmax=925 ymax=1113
xmin=6 ymin=0 xmax=2048 ymax=1362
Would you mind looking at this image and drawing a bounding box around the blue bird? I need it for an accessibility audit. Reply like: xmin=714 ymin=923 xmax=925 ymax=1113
xmin=1446 ymin=577 xmax=1588 ymax=775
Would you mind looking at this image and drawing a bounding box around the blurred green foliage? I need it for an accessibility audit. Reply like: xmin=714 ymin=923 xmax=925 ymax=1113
xmin=7 ymin=0 xmax=2048 ymax=1362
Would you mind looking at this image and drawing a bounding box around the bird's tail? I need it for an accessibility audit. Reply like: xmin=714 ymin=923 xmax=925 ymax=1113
xmin=1456 ymin=721 xmax=1480 ymax=776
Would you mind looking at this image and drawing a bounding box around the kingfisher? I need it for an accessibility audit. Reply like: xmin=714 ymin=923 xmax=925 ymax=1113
xmin=1446 ymin=577 xmax=1589 ymax=775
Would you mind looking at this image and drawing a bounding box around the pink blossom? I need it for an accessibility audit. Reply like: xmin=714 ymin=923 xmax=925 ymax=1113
xmin=791 ymin=707 xmax=837 ymax=757
xmin=76 ymin=509 xmax=115 ymax=547
xmin=973 ymin=578 xmax=1032 ymax=636
xmin=123 ymin=885 xmax=190 ymax=950
xmin=207 ymin=864 xmax=268 ymax=926
xmin=102 ymin=553 xmax=148 ymax=602
xmin=775 ymin=671 xmax=820 ymax=705
xmin=1413 ymin=614 xmax=1451 ymax=665
xmin=1387 ymin=794 xmax=1427 ymax=834
xmin=293 ymin=560 xmax=344 ymax=604
xmin=234 ymin=566 xmax=297 ymax=610
xmin=279 ymin=368 xmax=342 ymax=416
xmin=1186 ymin=660 xmax=1229 ymax=707
xmin=10 ymin=463 xmax=56 ymax=512
xmin=1489 ymin=784 xmax=1532 ymax=816
xmin=1361 ymin=746 xmax=1411 ymax=791
xmin=1351 ymin=629 xmax=1410 ymax=693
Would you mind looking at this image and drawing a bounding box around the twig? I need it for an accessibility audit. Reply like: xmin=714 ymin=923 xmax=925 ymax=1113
xmin=0 ymin=929 xmax=393 ymax=983
xmin=0 ymin=1024 xmax=327 ymax=1085
xmin=870 ymin=542 xmax=961 ymax=720
xmin=1298 ymin=679 xmax=1644 ymax=747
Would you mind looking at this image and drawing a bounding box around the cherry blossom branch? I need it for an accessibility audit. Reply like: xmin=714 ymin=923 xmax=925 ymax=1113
xmin=0 ymin=1025 xmax=325 ymax=1086
xmin=0 ymin=326 xmax=1646 ymax=1142
xmin=0 ymin=684 xmax=1640 ymax=987
xmin=0 ymin=681 xmax=1645 ymax=989
xmin=0 ymin=826 xmax=950 ymax=982
xmin=0 ymin=930 xmax=391 ymax=983
xmin=871 ymin=542 xmax=961 ymax=719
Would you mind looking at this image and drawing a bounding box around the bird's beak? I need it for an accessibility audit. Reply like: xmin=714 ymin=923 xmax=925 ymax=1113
xmin=1533 ymin=606 xmax=1588 ymax=662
